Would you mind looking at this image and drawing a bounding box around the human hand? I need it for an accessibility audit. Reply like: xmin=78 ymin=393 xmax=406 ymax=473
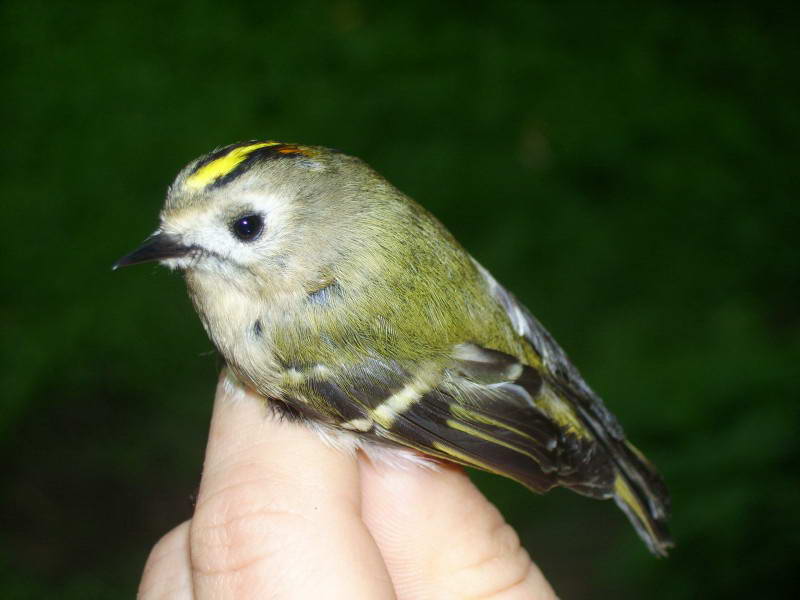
xmin=138 ymin=373 xmax=558 ymax=599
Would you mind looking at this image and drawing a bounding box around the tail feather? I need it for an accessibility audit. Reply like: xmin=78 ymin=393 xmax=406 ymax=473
xmin=566 ymin=386 xmax=674 ymax=555
xmin=611 ymin=442 xmax=673 ymax=556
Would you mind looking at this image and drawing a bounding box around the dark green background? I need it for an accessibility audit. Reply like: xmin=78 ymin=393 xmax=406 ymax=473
xmin=2 ymin=1 xmax=798 ymax=598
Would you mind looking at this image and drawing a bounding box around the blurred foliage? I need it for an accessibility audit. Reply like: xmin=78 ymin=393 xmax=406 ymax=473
xmin=1 ymin=1 xmax=798 ymax=598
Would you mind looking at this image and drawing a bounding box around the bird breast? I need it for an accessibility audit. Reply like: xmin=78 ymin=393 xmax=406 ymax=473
xmin=185 ymin=269 xmax=286 ymax=396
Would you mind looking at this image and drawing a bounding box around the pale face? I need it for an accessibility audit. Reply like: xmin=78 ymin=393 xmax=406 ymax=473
xmin=155 ymin=184 xmax=299 ymax=276
xmin=113 ymin=141 xmax=338 ymax=284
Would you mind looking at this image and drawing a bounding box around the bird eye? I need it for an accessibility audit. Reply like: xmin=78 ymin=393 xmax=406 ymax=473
xmin=231 ymin=214 xmax=264 ymax=242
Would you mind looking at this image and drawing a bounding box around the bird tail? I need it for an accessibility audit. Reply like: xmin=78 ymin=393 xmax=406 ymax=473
xmin=607 ymin=440 xmax=673 ymax=556
xmin=546 ymin=378 xmax=673 ymax=555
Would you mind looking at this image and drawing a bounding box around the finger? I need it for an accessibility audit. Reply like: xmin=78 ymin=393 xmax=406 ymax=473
xmin=189 ymin=372 xmax=396 ymax=600
xmin=138 ymin=521 xmax=193 ymax=600
xmin=359 ymin=456 xmax=558 ymax=600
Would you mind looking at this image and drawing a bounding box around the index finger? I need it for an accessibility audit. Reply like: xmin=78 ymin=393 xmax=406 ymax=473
xmin=189 ymin=371 xmax=396 ymax=600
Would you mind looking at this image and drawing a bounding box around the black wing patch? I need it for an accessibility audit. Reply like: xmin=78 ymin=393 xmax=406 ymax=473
xmin=295 ymin=357 xmax=410 ymax=427
xmin=375 ymin=344 xmax=616 ymax=495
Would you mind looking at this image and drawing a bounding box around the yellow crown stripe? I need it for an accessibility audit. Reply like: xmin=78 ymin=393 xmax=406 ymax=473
xmin=185 ymin=142 xmax=281 ymax=190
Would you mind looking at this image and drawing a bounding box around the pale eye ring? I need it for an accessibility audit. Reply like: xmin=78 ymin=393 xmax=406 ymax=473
xmin=231 ymin=214 xmax=264 ymax=242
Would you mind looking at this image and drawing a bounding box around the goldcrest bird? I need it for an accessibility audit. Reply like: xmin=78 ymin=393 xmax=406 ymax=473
xmin=114 ymin=141 xmax=672 ymax=555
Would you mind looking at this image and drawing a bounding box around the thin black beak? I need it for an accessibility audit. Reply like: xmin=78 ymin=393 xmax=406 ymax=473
xmin=112 ymin=232 xmax=192 ymax=270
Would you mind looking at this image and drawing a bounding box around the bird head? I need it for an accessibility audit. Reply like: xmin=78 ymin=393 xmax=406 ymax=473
xmin=113 ymin=141 xmax=390 ymax=292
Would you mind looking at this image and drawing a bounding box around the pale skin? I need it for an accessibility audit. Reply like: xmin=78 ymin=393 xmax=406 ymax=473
xmin=138 ymin=373 xmax=559 ymax=599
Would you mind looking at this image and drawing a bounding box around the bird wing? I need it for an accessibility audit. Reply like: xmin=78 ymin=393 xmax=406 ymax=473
xmin=288 ymin=343 xmax=605 ymax=493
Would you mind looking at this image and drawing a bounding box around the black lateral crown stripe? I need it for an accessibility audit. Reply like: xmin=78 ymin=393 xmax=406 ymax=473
xmin=211 ymin=143 xmax=306 ymax=190
xmin=186 ymin=141 xmax=307 ymax=190
xmin=188 ymin=141 xmax=258 ymax=174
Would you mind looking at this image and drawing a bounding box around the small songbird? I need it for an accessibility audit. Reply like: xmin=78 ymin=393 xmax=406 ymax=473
xmin=115 ymin=141 xmax=672 ymax=555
